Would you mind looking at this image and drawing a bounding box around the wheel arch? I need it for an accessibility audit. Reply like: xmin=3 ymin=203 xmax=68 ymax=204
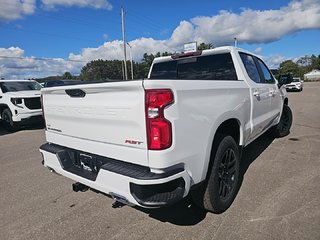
xmin=201 ymin=118 xmax=242 ymax=181
xmin=0 ymin=104 xmax=10 ymax=117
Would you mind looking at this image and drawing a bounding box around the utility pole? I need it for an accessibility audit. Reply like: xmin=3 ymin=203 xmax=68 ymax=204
xmin=234 ymin=37 xmax=237 ymax=48
xmin=121 ymin=7 xmax=128 ymax=80
xmin=127 ymin=42 xmax=134 ymax=80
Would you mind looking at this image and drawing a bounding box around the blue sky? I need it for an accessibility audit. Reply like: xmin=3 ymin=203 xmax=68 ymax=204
xmin=0 ymin=0 xmax=319 ymax=79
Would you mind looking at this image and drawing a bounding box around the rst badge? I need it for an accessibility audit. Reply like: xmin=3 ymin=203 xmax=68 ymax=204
xmin=125 ymin=140 xmax=143 ymax=145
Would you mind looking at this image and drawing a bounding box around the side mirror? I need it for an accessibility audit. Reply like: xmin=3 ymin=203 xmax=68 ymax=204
xmin=278 ymin=74 xmax=293 ymax=87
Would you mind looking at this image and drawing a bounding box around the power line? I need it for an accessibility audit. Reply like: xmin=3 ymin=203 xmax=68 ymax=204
xmin=35 ymin=12 xmax=111 ymax=32
xmin=127 ymin=10 xmax=169 ymax=31
xmin=0 ymin=55 xmax=87 ymax=63
xmin=3 ymin=25 xmax=101 ymax=43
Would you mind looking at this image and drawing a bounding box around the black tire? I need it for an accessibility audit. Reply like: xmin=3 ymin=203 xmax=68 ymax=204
xmin=192 ymin=135 xmax=240 ymax=213
xmin=2 ymin=108 xmax=17 ymax=131
xmin=271 ymin=105 xmax=292 ymax=138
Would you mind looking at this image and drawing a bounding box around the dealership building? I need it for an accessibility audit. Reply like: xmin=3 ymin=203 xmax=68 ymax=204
xmin=304 ymin=69 xmax=320 ymax=81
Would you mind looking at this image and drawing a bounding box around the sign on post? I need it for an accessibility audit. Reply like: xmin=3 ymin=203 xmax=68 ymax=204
xmin=184 ymin=42 xmax=197 ymax=53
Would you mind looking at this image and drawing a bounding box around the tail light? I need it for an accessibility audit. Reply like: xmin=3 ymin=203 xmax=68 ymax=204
xmin=145 ymin=89 xmax=174 ymax=150
xmin=40 ymin=94 xmax=47 ymax=130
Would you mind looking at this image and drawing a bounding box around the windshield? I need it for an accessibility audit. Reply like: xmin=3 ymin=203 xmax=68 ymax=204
xmin=292 ymin=78 xmax=300 ymax=82
xmin=0 ymin=81 xmax=41 ymax=93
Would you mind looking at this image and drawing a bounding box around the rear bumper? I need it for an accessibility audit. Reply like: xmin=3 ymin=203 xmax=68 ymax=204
xmin=19 ymin=115 xmax=43 ymax=126
xmin=285 ymin=84 xmax=302 ymax=91
xmin=39 ymin=143 xmax=190 ymax=208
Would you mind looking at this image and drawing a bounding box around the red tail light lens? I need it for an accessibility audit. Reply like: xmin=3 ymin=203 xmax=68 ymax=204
xmin=145 ymin=89 xmax=173 ymax=150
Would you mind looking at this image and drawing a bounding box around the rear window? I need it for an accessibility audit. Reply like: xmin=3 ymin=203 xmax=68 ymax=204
xmin=149 ymin=53 xmax=238 ymax=80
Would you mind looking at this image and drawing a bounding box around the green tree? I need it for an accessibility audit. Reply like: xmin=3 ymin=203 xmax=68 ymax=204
xmin=138 ymin=51 xmax=174 ymax=78
xmin=279 ymin=60 xmax=299 ymax=76
xmin=63 ymin=72 xmax=73 ymax=79
xmin=310 ymin=54 xmax=320 ymax=70
xmin=80 ymin=59 xmax=123 ymax=80
xmin=197 ymin=43 xmax=214 ymax=50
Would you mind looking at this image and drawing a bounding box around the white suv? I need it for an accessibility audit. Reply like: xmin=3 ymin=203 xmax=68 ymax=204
xmin=285 ymin=77 xmax=303 ymax=92
xmin=0 ymin=80 xmax=43 ymax=131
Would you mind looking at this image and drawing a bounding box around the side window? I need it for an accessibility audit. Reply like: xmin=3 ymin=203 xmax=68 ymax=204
xmin=149 ymin=61 xmax=177 ymax=79
xmin=256 ymin=58 xmax=275 ymax=84
xmin=240 ymin=53 xmax=261 ymax=83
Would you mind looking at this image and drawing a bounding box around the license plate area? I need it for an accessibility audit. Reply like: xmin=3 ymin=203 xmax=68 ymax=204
xmin=56 ymin=149 xmax=110 ymax=181
xmin=78 ymin=153 xmax=98 ymax=172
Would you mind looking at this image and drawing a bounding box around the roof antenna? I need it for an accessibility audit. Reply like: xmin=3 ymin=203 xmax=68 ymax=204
xmin=234 ymin=37 xmax=237 ymax=48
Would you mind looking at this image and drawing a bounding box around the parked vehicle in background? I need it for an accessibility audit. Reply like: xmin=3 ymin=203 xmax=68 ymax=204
xmin=44 ymin=79 xmax=82 ymax=88
xmin=0 ymin=80 xmax=43 ymax=131
xmin=40 ymin=46 xmax=293 ymax=213
xmin=285 ymin=77 xmax=303 ymax=92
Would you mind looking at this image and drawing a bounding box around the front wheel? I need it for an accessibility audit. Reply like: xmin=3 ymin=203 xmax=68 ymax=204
xmin=2 ymin=108 xmax=18 ymax=131
xmin=271 ymin=105 xmax=292 ymax=138
xmin=192 ymin=135 xmax=240 ymax=213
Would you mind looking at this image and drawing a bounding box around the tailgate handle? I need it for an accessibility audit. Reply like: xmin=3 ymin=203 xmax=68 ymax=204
xmin=65 ymin=89 xmax=86 ymax=98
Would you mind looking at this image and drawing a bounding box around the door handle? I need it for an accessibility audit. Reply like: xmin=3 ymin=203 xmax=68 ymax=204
xmin=253 ymin=91 xmax=260 ymax=97
xmin=269 ymin=89 xmax=276 ymax=97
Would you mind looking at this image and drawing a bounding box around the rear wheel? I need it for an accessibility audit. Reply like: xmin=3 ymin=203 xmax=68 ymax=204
xmin=271 ymin=105 xmax=292 ymax=138
xmin=2 ymin=108 xmax=17 ymax=131
xmin=192 ymin=135 xmax=240 ymax=213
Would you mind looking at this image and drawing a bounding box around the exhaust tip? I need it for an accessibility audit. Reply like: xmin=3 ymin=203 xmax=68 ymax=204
xmin=110 ymin=192 xmax=133 ymax=207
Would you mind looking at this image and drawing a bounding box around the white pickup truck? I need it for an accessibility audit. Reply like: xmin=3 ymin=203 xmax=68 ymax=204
xmin=40 ymin=46 xmax=292 ymax=213
xmin=0 ymin=80 xmax=43 ymax=131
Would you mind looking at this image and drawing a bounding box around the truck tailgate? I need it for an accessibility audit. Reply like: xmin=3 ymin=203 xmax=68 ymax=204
xmin=41 ymin=81 xmax=148 ymax=166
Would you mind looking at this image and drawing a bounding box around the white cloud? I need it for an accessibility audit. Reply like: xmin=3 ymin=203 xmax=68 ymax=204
xmin=0 ymin=0 xmax=112 ymax=22
xmin=70 ymin=0 xmax=320 ymax=65
xmin=41 ymin=0 xmax=112 ymax=10
xmin=264 ymin=55 xmax=288 ymax=69
xmin=0 ymin=47 xmax=25 ymax=57
xmin=102 ymin=33 xmax=109 ymax=40
xmin=191 ymin=0 xmax=320 ymax=45
xmin=167 ymin=21 xmax=195 ymax=49
xmin=1 ymin=0 xmax=320 ymax=78
xmin=0 ymin=0 xmax=36 ymax=21
xmin=254 ymin=47 xmax=263 ymax=53
xmin=0 ymin=47 xmax=82 ymax=79
xmin=69 ymin=38 xmax=175 ymax=62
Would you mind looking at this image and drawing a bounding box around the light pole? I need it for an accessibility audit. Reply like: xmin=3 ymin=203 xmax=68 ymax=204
xmin=121 ymin=7 xmax=128 ymax=80
xmin=127 ymin=42 xmax=134 ymax=80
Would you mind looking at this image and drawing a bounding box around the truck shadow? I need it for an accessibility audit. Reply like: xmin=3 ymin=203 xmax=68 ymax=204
xmin=135 ymin=196 xmax=207 ymax=226
xmin=0 ymin=122 xmax=44 ymax=136
xmin=138 ymin=131 xmax=275 ymax=226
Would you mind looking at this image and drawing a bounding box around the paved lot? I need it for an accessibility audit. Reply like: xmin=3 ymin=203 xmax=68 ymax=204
xmin=1 ymin=82 xmax=320 ymax=240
